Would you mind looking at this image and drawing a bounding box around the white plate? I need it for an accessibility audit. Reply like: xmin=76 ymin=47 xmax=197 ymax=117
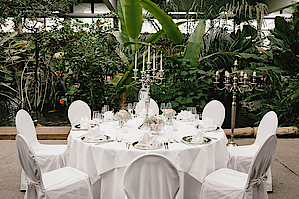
xmin=81 ymin=135 xmax=111 ymax=143
xmin=132 ymin=141 xmax=163 ymax=150
xmin=181 ymin=135 xmax=211 ymax=145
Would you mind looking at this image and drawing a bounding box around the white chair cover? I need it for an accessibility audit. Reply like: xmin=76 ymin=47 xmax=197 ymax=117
xmin=227 ymin=111 xmax=278 ymax=191
xmin=135 ymin=98 xmax=159 ymax=116
xmin=68 ymin=100 xmax=91 ymax=127
xmin=16 ymin=134 xmax=93 ymax=199
xmin=16 ymin=109 xmax=67 ymax=191
xmin=200 ymin=134 xmax=277 ymax=199
xmin=123 ymin=153 xmax=180 ymax=199
xmin=202 ymin=100 xmax=225 ymax=127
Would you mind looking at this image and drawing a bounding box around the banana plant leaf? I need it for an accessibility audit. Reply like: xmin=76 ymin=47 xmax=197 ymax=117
xmin=117 ymin=0 xmax=129 ymax=44
xmin=125 ymin=0 xmax=143 ymax=39
xmin=182 ymin=19 xmax=206 ymax=67
xmin=140 ymin=0 xmax=183 ymax=45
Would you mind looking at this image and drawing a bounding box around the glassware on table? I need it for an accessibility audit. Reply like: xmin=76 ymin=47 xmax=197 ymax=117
xmin=191 ymin=107 xmax=197 ymax=115
xmin=93 ymin=111 xmax=100 ymax=126
xmin=104 ymin=105 xmax=109 ymax=112
xmin=132 ymin=102 xmax=138 ymax=117
xmin=165 ymin=126 xmax=175 ymax=143
xmin=166 ymin=102 xmax=172 ymax=109
xmin=160 ymin=103 xmax=165 ymax=111
xmin=127 ymin=103 xmax=133 ymax=114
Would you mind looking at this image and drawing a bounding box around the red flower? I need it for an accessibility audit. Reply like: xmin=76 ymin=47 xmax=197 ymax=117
xmin=57 ymin=71 xmax=61 ymax=76
xmin=60 ymin=99 xmax=64 ymax=105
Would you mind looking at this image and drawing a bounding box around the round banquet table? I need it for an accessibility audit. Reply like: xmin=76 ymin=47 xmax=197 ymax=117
xmin=67 ymin=117 xmax=229 ymax=199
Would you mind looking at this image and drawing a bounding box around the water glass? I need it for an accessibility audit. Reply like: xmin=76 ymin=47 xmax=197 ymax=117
xmin=127 ymin=103 xmax=133 ymax=114
xmin=191 ymin=107 xmax=197 ymax=114
xmin=104 ymin=105 xmax=109 ymax=112
xmin=166 ymin=127 xmax=175 ymax=143
xmin=115 ymin=128 xmax=124 ymax=142
xmin=166 ymin=102 xmax=172 ymax=109
xmin=93 ymin=111 xmax=100 ymax=125
xmin=101 ymin=107 xmax=106 ymax=114
xmin=160 ymin=103 xmax=166 ymax=110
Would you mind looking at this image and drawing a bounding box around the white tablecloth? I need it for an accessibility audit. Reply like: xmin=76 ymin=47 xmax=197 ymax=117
xmin=67 ymin=118 xmax=229 ymax=199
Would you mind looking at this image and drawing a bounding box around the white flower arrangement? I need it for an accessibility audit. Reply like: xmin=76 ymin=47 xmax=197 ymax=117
xmin=144 ymin=115 xmax=165 ymax=132
xmin=162 ymin=109 xmax=176 ymax=119
xmin=114 ymin=110 xmax=132 ymax=123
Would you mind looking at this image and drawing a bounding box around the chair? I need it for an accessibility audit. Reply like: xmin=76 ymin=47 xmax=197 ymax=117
xmin=68 ymin=100 xmax=91 ymax=127
xmin=123 ymin=153 xmax=180 ymax=199
xmin=16 ymin=109 xmax=67 ymax=191
xmin=227 ymin=111 xmax=278 ymax=191
xmin=200 ymin=134 xmax=277 ymax=199
xmin=202 ymin=100 xmax=225 ymax=127
xmin=16 ymin=134 xmax=93 ymax=199
xmin=135 ymin=98 xmax=159 ymax=116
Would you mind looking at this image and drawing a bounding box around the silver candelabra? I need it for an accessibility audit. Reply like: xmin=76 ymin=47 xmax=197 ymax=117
xmin=214 ymin=60 xmax=257 ymax=147
xmin=132 ymin=44 xmax=164 ymax=127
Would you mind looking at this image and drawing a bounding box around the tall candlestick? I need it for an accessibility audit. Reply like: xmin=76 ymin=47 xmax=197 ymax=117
xmin=160 ymin=51 xmax=162 ymax=70
xmin=135 ymin=52 xmax=137 ymax=69
xmin=142 ymin=54 xmax=145 ymax=71
xmin=153 ymin=50 xmax=155 ymax=70
xmin=148 ymin=44 xmax=150 ymax=62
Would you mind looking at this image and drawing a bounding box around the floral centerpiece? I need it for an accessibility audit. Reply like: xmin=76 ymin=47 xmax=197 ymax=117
xmin=162 ymin=109 xmax=176 ymax=120
xmin=143 ymin=115 xmax=165 ymax=134
xmin=114 ymin=110 xmax=132 ymax=127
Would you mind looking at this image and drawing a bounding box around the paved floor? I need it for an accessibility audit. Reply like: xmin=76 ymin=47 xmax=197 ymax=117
xmin=0 ymin=138 xmax=298 ymax=199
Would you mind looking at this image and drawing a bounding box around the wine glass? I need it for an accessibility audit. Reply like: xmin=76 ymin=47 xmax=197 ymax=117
xmin=191 ymin=107 xmax=197 ymax=115
xmin=104 ymin=105 xmax=109 ymax=112
xmin=187 ymin=107 xmax=192 ymax=112
xmin=101 ymin=106 xmax=107 ymax=114
xmin=93 ymin=111 xmax=100 ymax=126
xmin=132 ymin=102 xmax=138 ymax=116
xmin=127 ymin=103 xmax=133 ymax=114
xmin=166 ymin=102 xmax=172 ymax=109
xmin=160 ymin=103 xmax=165 ymax=111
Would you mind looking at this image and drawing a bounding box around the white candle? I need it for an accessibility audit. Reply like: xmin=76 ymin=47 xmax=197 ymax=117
xmin=234 ymin=59 xmax=238 ymax=65
xmin=160 ymin=51 xmax=162 ymax=70
xmin=225 ymin=71 xmax=230 ymax=78
xmin=216 ymin=71 xmax=219 ymax=76
xmin=253 ymin=71 xmax=256 ymax=77
xmin=135 ymin=52 xmax=137 ymax=69
xmin=148 ymin=44 xmax=150 ymax=62
xmin=142 ymin=54 xmax=145 ymax=71
xmin=244 ymin=73 xmax=247 ymax=79
xmin=153 ymin=50 xmax=155 ymax=69
xmin=240 ymin=71 xmax=243 ymax=76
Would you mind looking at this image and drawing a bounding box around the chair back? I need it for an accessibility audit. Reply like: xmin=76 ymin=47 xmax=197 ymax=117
xmin=16 ymin=109 xmax=39 ymax=147
xmin=135 ymin=98 xmax=159 ymax=116
xmin=16 ymin=134 xmax=44 ymax=194
xmin=123 ymin=154 xmax=180 ymax=199
xmin=68 ymin=100 xmax=91 ymax=127
xmin=246 ymin=134 xmax=277 ymax=197
xmin=202 ymin=100 xmax=225 ymax=127
xmin=255 ymin=111 xmax=278 ymax=147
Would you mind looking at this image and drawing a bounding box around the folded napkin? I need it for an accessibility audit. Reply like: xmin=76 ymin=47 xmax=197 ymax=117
xmin=80 ymin=117 xmax=90 ymax=129
xmin=176 ymin=110 xmax=193 ymax=121
xmin=193 ymin=129 xmax=204 ymax=143
xmin=197 ymin=117 xmax=217 ymax=132
xmin=104 ymin=111 xmax=114 ymax=122
xmin=86 ymin=126 xmax=105 ymax=141
xmin=138 ymin=132 xmax=158 ymax=147
xmin=138 ymin=108 xmax=153 ymax=118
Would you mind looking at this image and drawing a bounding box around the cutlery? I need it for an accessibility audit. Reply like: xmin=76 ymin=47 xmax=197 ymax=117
xmin=94 ymin=140 xmax=115 ymax=145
